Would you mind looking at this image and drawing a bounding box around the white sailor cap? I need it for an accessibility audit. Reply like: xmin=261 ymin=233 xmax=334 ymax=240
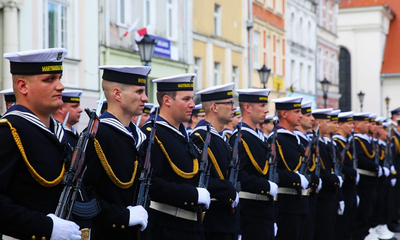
xmin=301 ymin=101 xmax=312 ymax=114
xmin=368 ymin=113 xmax=377 ymax=122
xmin=375 ymin=117 xmax=385 ymax=125
xmin=196 ymin=83 xmax=234 ymax=102
xmin=192 ymin=104 xmax=204 ymax=114
xmin=330 ymin=110 xmax=341 ymax=121
xmin=151 ymin=105 xmax=160 ymax=114
xmin=264 ymin=114 xmax=276 ymax=123
xmin=353 ymin=112 xmax=371 ymax=121
xmin=236 ymin=88 xmax=271 ymax=103
xmin=153 ymin=73 xmax=196 ymax=91
xmin=338 ymin=111 xmax=354 ymax=122
xmin=4 ymin=48 xmax=67 ymax=75
xmin=272 ymin=96 xmax=303 ymax=110
xmin=383 ymin=121 xmax=392 ymax=130
xmin=143 ymin=103 xmax=154 ymax=114
xmin=0 ymin=88 xmax=15 ymax=102
xmin=312 ymin=108 xmax=333 ymax=119
xmin=99 ymin=65 xmax=151 ymax=86
xmin=234 ymin=107 xmax=241 ymax=116
xmin=62 ymin=90 xmax=83 ymax=103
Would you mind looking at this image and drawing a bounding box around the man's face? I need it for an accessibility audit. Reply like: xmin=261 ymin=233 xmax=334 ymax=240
xmin=139 ymin=112 xmax=150 ymax=127
xmin=319 ymin=119 xmax=331 ymax=135
xmin=300 ymin=112 xmax=314 ymax=130
xmin=192 ymin=112 xmax=206 ymax=126
xmin=170 ymin=91 xmax=195 ymax=123
xmin=26 ymin=73 xmax=65 ymax=114
xmin=369 ymin=121 xmax=377 ymax=134
xmin=215 ymin=98 xmax=236 ymax=125
xmin=231 ymin=114 xmax=241 ymax=127
xmin=260 ymin=122 xmax=274 ymax=135
xmin=379 ymin=128 xmax=388 ymax=141
xmin=286 ymin=108 xmax=303 ymax=127
xmin=121 ymin=85 xmax=148 ymax=116
xmin=62 ymin=102 xmax=83 ymax=126
xmin=355 ymin=120 xmax=369 ymax=134
xmin=250 ymin=102 xmax=269 ymax=124
xmin=340 ymin=121 xmax=354 ymax=136
xmin=330 ymin=120 xmax=339 ymax=134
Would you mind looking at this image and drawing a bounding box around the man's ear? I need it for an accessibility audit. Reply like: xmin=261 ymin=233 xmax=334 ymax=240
xmin=16 ymin=78 xmax=28 ymax=95
xmin=112 ymin=87 xmax=122 ymax=102
xmin=163 ymin=95 xmax=172 ymax=107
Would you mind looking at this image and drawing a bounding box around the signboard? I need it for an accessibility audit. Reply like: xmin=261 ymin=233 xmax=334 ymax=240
xmin=273 ymin=76 xmax=283 ymax=90
xmin=149 ymin=35 xmax=171 ymax=59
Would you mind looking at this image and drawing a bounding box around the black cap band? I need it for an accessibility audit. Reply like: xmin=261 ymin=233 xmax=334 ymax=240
xmin=369 ymin=118 xmax=376 ymax=122
xmin=10 ymin=62 xmax=63 ymax=75
xmin=192 ymin=108 xmax=205 ymax=114
xmin=301 ymin=108 xmax=312 ymax=114
xmin=313 ymin=114 xmax=331 ymax=119
xmin=238 ymin=94 xmax=268 ymax=103
xmin=275 ymin=103 xmax=302 ymax=110
xmin=156 ymin=82 xmax=193 ymax=91
xmin=102 ymin=69 xmax=147 ymax=86
xmin=201 ymin=91 xmax=233 ymax=102
xmin=62 ymin=96 xmax=80 ymax=103
xmin=354 ymin=116 xmax=369 ymax=121
xmin=339 ymin=117 xmax=353 ymax=122
xmin=4 ymin=95 xmax=16 ymax=102
xmin=331 ymin=116 xmax=339 ymax=121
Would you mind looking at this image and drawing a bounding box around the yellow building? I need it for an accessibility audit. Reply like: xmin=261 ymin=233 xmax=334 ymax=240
xmin=252 ymin=0 xmax=286 ymax=113
xmin=192 ymin=0 xmax=246 ymax=100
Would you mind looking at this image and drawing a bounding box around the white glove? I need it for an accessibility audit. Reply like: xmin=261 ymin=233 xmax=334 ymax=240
xmin=296 ymin=172 xmax=309 ymax=190
xmin=392 ymin=178 xmax=397 ymax=187
xmin=269 ymin=181 xmax=278 ymax=197
xmin=391 ymin=165 xmax=396 ymax=173
xmin=127 ymin=205 xmax=148 ymax=231
xmin=47 ymin=214 xmax=81 ymax=240
xmin=356 ymin=172 xmax=360 ymax=185
xmin=337 ymin=175 xmax=343 ymax=188
xmin=383 ymin=167 xmax=390 ymax=177
xmin=231 ymin=192 xmax=239 ymax=208
xmin=238 ymin=234 xmax=242 ymax=240
xmin=274 ymin=222 xmax=278 ymax=236
xmin=378 ymin=166 xmax=383 ymax=177
xmin=197 ymin=187 xmax=211 ymax=209
xmin=356 ymin=195 xmax=360 ymax=207
xmin=338 ymin=201 xmax=345 ymax=215
xmin=317 ymin=178 xmax=323 ymax=192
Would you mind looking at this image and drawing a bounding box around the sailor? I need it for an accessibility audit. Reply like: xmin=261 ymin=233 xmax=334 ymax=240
xmin=83 ymin=65 xmax=151 ymax=239
xmin=222 ymin=107 xmax=241 ymax=141
xmin=259 ymin=114 xmax=276 ymax=138
xmin=270 ymin=96 xmax=309 ymax=240
xmin=141 ymin=73 xmax=210 ymax=240
xmin=132 ymin=102 xmax=154 ymax=128
xmin=231 ymin=88 xmax=277 ymax=239
xmin=0 ymin=48 xmax=81 ymax=240
xmin=390 ymin=118 xmax=400 ymax=233
xmin=0 ymin=88 xmax=16 ymax=110
xmin=191 ymin=82 xmax=239 ymax=240
xmin=186 ymin=104 xmax=205 ymax=135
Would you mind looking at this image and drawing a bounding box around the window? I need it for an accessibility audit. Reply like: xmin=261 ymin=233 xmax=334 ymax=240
xmin=290 ymin=13 xmax=295 ymax=42
xmin=299 ymin=63 xmax=304 ymax=90
xmin=144 ymin=0 xmax=151 ymax=26
xmin=276 ymin=40 xmax=280 ymax=74
xmin=253 ymin=31 xmax=260 ymax=69
xmin=232 ymin=66 xmax=239 ymax=86
xmin=291 ymin=60 xmax=295 ymax=89
xmin=266 ymin=36 xmax=271 ymax=67
xmin=194 ymin=57 xmax=203 ymax=90
xmin=214 ymin=62 xmax=221 ymax=85
xmin=117 ymin=0 xmax=128 ymax=25
xmin=308 ymin=65 xmax=312 ymax=93
xmin=44 ymin=0 xmax=68 ymax=49
xmin=166 ymin=0 xmax=177 ymax=40
xmin=214 ymin=4 xmax=221 ymax=36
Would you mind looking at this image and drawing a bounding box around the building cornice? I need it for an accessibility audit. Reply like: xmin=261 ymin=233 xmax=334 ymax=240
xmin=0 ymin=0 xmax=24 ymax=9
xmin=192 ymin=33 xmax=245 ymax=53
xmin=381 ymin=73 xmax=400 ymax=78
xmin=317 ymin=37 xmax=339 ymax=52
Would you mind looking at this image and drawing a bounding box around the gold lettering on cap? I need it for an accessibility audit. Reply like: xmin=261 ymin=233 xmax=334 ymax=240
xmin=307 ymin=109 xmax=311 ymax=112
xmin=293 ymin=103 xmax=301 ymax=107
xmin=227 ymin=91 xmax=233 ymax=96
xmin=348 ymin=118 xmax=353 ymax=121
xmin=138 ymin=78 xmax=146 ymax=84
xmin=178 ymin=83 xmax=193 ymax=88
xmin=259 ymin=97 xmax=268 ymax=101
xmin=144 ymin=109 xmax=151 ymax=113
xmin=364 ymin=117 xmax=369 ymax=121
xmin=70 ymin=98 xmax=80 ymax=102
xmin=42 ymin=65 xmax=63 ymax=72
xmin=327 ymin=116 xmax=331 ymax=119
xmin=199 ymin=109 xmax=204 ymax=112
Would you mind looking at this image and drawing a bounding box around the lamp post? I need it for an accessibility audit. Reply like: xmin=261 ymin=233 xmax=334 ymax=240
xmin=136 ymin=34 xmax=157 ymax=95
xmin=257 ymin=64 xmax=271 ymax=89
xmin=358 ymin=91 xmax=365 ymax=112
xmin=320 ymin=78 xmax=330 ymax=108
xmin=385 ymin=96 xmax=390 ymax=118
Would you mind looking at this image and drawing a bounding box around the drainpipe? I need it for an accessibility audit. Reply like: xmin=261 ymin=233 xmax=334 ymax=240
xmin=247 ymin=0 xmax=254 ymax=88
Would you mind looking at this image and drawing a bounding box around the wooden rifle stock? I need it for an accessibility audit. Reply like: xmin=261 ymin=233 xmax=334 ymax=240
xmin=228 ymin=121 xmax=242 ymax=214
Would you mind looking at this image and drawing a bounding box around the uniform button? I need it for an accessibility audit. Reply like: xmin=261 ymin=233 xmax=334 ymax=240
xmin=146 ymin=127 xmax=151 ymax=131
xmin=121 ymin=225 xmax=125 ymax=229
xmin=297 ymin=183 xmax=300 ymax=186
xmin=267 ymin=191 xmax=269 ymax=194
xmin=191 ymin=202 xmax=194 ymax=205
xmin=112 ymin=224 xmax=116 ymax=228
xmin=41 ymin=237 xmax=46 ymax=240
xmin=184 ymin=202 xmax=187 ymax=205
xmin=31 ymin=236 xmax=36 ymax=240
xmin=293 ymin=183 xmax=296 ymax=186
xmin=261 ymin=191 xmax=264 ymax=194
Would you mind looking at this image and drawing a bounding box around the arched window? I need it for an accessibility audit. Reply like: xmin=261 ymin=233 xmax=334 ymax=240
xmin=339 ymin=47 xmax=351 ymax=111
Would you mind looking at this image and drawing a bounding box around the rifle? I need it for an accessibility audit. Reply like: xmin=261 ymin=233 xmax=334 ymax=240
xmin=228 ymin=120 xmax=242 ymax=214
xmin=331 ymin=132 xmax=341 ymax=177
xmin=268 ymin=119 xmax=279 ymax=184
xmin=299 ymin=130 xmax=317 ymax=181
xmin=55 ymin=108 xmax=100 ymax=220
xmin=352 ymin=130 xmax=358 ymax=170
xmin=372 ymin=132 xmax=380 ymax=165
xmin=338 ymin=134 xmax=352 ymax=175
xmin=194 ymin=119 xmax=212 ymax=224
xmin=384 ymin=125 xmax=393 ymax=170
xmin=314 ymin=124 xmax=321 ymax=178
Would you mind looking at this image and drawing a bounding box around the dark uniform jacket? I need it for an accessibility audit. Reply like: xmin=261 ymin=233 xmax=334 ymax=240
xmin=141 ymin=115 xmax=203 ymax=233
xmin=333 ymin=134 xmax=357 ymax=189
xmin=64 ymin=127 xmax=80 ymax=148
xmin=0 ymin=105 xmax=70 ymax=240
xmin=191 ymin=120 xmax=238 ymax=233
xmin=317 ymin=137 xmax=340 ymax=200
xmin=84 ymin=111 xmax=146 ymax=239
xmin=354 ymin=133 xmax=379 ymax=186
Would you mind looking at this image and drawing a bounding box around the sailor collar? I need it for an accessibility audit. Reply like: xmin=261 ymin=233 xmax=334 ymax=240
xmin=379 ymin=139 xmax=386 ymax=146
xmin=233 ymin=122 xmax=266 ymax=142
xmin=274 ymin=125 xmax=301 ymax=145
xmin=154 ymin=115 xmax=189 ymax=140
xmin=294 ymin=129 xmax=310 ymax=142
xmin=192 ymin=119 xmax=224 ymax=140
xmin=333 ymin=134 xmax=346 ymax=142
xmin=99 ymin=111 xmax=146 ymax=149
xmin=3 ymin=104 xmax=65 ymax=143
xmin=354 ymin=133 xmax=371 ymax=143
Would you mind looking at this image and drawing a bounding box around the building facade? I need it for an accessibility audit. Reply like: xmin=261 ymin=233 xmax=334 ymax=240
xmin=285 ymin=0 xmax=317 ymax=108
xmin=316 ymin=0 xmax=341 ymax=109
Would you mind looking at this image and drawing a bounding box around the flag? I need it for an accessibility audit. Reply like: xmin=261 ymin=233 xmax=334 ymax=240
xmin=137 ymin=27 xmax=147 ymax=36
xmin=122 ymin=17 xmax=140 ymax=38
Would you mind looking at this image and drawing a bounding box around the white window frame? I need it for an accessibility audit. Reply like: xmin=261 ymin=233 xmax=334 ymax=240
xmin=266 ymin=36 xmax=271 ymax=67
xmin=194 ymin=57 xmax=203 ymax=91
xmin=214 ymin=4 xmax=222 ymax=37
xmin=214 ymin=62 xmax=221 ymax=85
xmin=43 ymin=0 xmax=69 ymax=49
xmin=166 ymin=0 xmax=178 ymax=41
xmin=117 ymin=0 xmax=128 ymax=26
xmin=276 ymin=40 xmax=280 ymax=75
xmin=143 ymin=0 xmax=154 ymax=27
xmin=232 ymin=66 xmax=239 ymax=86
xmin=253 ymin=31 xmax=260 ymax=69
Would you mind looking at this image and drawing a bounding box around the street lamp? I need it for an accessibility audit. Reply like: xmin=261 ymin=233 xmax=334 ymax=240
xmin=358 ymin=91 xmax=365 ymax=112
xmin=136 ymin=34 xmax=157 ymax=66
xmin=320 ymin=78 xmax=330 ymax=108
xmin=257 ymin=64 xmax=271 ymax=89
xmin=385 ymin=96 xmax=390 ymax=118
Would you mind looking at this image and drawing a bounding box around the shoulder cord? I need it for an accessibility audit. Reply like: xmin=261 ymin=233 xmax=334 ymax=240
xmin=276 ymin=140 xmax=302 ymax=172
xmin=392 ymin=136 xmax=400 ymax=155
xmin=335 ymin=139 xmax=353 ymax=160
xmin=308 ymin=154 xmax=316 ymax=172
xmin=241 ymin=139 xmax=269 ymax=175
xmin=355 ymin=137 xmax=375 ymax=159
xmin=194 ymin=133 xmax=224 ymax=180
xmin=0 ymin=119 xmax=65 ymax=187
xmin=94 ymin=139 xmax=138 ymax=189
xmin=155 ymin=135 xmax=198 ymax=179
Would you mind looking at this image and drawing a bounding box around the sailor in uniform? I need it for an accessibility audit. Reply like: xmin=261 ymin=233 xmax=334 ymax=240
xmin=230 ymin=88 xmax=277 ymax=239
xmin=311 ymin=109 xmax=342 ymax=240
xmin=259 ymin=114 xmax=276 ymax=139
xmin=352 ymin=112 xmax=382 ymax=240
xmin=0 ymin=88 xmax=16 ymax=110
xmin=0 ymin=48 xmax=81 ymax=240
xmin=191 ymin=83 xmax=239 ymax=240
xmin=141 ymin=73 xmax=210 ymax=240
xmin=270 ymin=96 xmax=309 ymax=240
xmin=390 ymin=118 xmax=400 ymax=233
xmin=132 ymin=102 xmax=154 ymax=128
xmin=222 ymin=107 xmax=241 ymax=141
xmin=83 ymin=65 xmax=150 ymax=239
xmin=186 ymin=104 xmax=205 ymax=135
xmin=333 ymin=111 xmax=359 ymax=240
xmin=294 ymin=101 xmax=320 ymax=240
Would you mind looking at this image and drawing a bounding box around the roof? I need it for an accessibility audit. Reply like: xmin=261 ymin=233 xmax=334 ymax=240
xmin=339 ymin=0 xmax=387 ymax=8
xmin=381 ymin=0 xmax=400 ymax=74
